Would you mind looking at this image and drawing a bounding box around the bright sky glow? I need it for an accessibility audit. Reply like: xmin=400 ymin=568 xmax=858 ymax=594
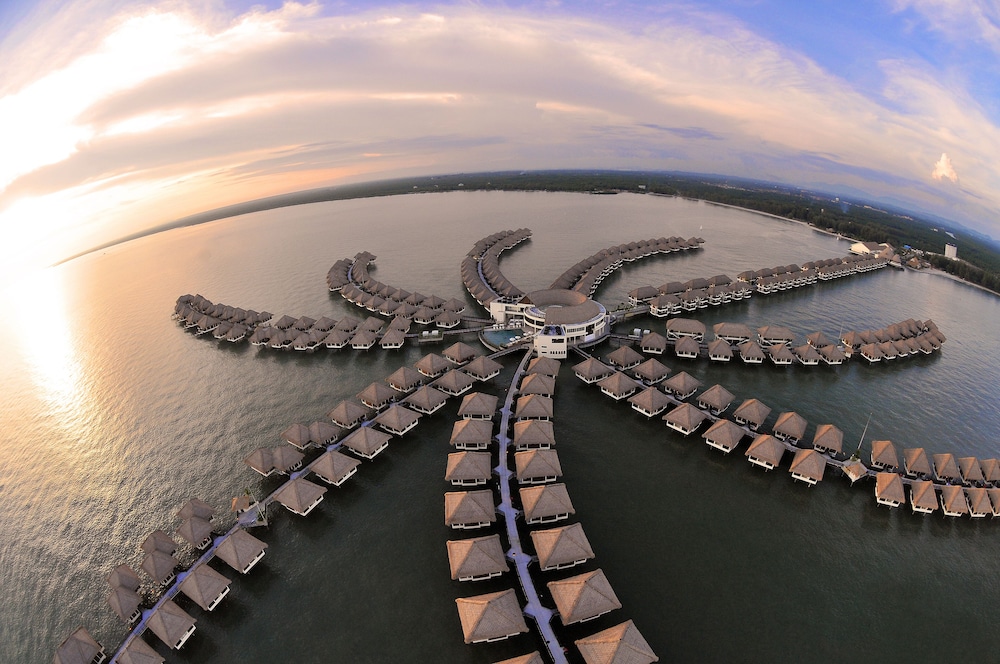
xmin=1 ymin=0 xmax=998 ymax=284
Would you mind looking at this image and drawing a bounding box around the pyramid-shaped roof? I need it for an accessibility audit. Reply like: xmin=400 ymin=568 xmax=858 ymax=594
xmin=872 ymin=440 xmax=904 ymax=477
xmin=530 ymin=522 xmax=594 ymax=570
xmin=527 ymin=357 xmax=561 ymax=376
xmin=311 ymin=449 xmax=361 ymax=485
xmin=444 ymin=490 xmax=496 ymax=526
xmin=910 ymin=480 xmax=938 ymax=511
xmin=450 ymin=419 xmax=494 ymax=446
xmin=117 ymin=637 xmax=164 ymax=664
xmin=958 ymin=457 xmax=985 ymax=483
xmin=435 ymin=369 xmax=477 ymax=394
xmin=633 ymin=358 xmax=670 ymax=383
xmin=903 ymin=448 xmax=932 ymax=476
xmin=575 ymin=619 xmax=659 ymax=664
xmin=548 ymin=569 xmax=622 ymax=625
xmin=141 ymin=530 xmax=176 ymax=555
xmin=697 ymin=384 xmax=735 ymax=412
xmin=342 ymin=427 xmax=392 ymax=456
xmin=178 ymin=563 xmax=231 ymax=611
xmin=146 ymin=600 xmax=196 ymax=649
xmin=875 ymin=472 xmax=905 ymax=504
xmin=215 ymin=529 xmax=267 ymax=573
xmin=933 ymin=453 xmax=961 ymax=481
xmin=628 ymin=387 xmax=672 ymax=414
xmin=519 ymin=483 xmax=574 ymax=521
xmin=520 ymin=373 xmax=556 ymax=395
xmin=455 ymin=589 xmax=528 ymax=643
xmin=459 ymin=392 xmax=499 ymax=418
xmin=515 ymin=394 xmax=554 ymax=419
xmin=662 ymin=371 xmax=701 ymax=396
xmin=746 ymin=435 xmax=785 ymax=467
xmin=446 ymin=534 xmax=509 ymax=580
xmin=573 ymin=357 xmax=613 ymax=381
xmin=465 ymin=355 xmax=504 ymax=380
xmin=272 ymin=445 xmax=304 ymax=472
xmin=597 ymin=372 xmax=640 ymax=397
xmin=54 ymin=627 xmax=104 ymax=664
xmin=274 ymin=477 xmax=327 ymax=514
xmin=513 ymin=420 xmax=556 ymax=447
xmin=107 ymin=563 xmax=141 ymax=591
xmin=177 ymin=516 xmax=213 ymax=548
xmin=773 ymin=412 xmax=807 ymax=440
xmin=663 ymin=402 xmax=708 ymax=432
xmin=444 ymin=342 xmax=479 ymax=364
xmin=812 ymin=424 xmax=843 ymax=454
xmin=374 ymin=404 xmax=422 ymax=432
xmin=141 ymin=549 xmax=178 ymax=585
xmin=702 ymin=419 xmax=745 ymax=449
xmin=175 ymin=498 xmax=214 ymax=521
xmin=789 ymin=449 xmax=826 ymax=482
xmin=446 ymin=452 xmax=493 ymax=482
xmin=606 ymin=345 xmax=644 ymax=368
xmin=327 ymin=400 xmax=371 ymax=427
xmin=732 ymin=399 xmax=770 ymax=426
xmin=386 ymin=366 xmax=424 ymax=391
xmin=415 ymin=352 xmax=451 ymax=377
xmin=515 ymin=449 xmax=562 ymax=480
xmin=403 ymin=385 xmax=450 ymax=412
xmin=493 ymin=653 xmax=543 ymax=664
xmin=108 ymin=585 xmax=141 ymax=623
xmin=308 ymin=421 xmax=344 ymax=445
xmin=357 ymin=381 xmax=397 ymax=408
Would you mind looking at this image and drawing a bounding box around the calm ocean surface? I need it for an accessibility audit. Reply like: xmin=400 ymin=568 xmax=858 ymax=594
xmin=2 ymin=191 xmax=999 ymax=663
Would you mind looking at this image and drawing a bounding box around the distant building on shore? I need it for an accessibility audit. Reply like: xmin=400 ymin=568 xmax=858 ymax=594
xmin=945 ymin=243 xmax=958 ymax=259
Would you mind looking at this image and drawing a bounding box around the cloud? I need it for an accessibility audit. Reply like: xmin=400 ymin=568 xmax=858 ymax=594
xmin=891 ymin=0 xmax=1000 ymax=53
xmin=932 ymin=152 xmax=958 ymax=182
xmin=0 ymin=1 xmax=999 ymax=282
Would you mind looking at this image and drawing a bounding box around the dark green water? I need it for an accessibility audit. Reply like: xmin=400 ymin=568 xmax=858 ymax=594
xmin=1 ymin=191 xmax=998 ymax=663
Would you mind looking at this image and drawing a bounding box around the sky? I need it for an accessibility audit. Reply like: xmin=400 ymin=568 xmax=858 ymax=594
xmin=1 ymin=0 xmax=999 ymax=284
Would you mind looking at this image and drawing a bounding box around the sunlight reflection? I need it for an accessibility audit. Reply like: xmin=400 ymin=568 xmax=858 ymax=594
xmin=4 ymin=269 xmax=89 ymax=422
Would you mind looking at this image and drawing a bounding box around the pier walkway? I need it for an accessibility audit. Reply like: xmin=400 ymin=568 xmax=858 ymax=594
xmin=495 ymin=348 xmax=568 ymax=664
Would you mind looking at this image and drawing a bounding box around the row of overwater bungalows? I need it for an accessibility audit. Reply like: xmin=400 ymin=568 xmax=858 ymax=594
xmin=551 ymin=236 xmax=703 ymax=297
xmin=461 ymin=229 xmax=533 ymax=305
xmin=444 ymin=355 xmax=659 ymax=664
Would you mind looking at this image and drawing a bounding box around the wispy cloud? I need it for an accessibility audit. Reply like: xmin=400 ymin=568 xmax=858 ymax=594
xmin=0 ymin=1 xmax=999 ymax=282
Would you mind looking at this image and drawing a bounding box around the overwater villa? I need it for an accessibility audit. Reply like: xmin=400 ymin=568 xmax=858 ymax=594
xmin=640 ymin=331 xmax=667 ymax=354
xmin=455 ymin=589 xmax=529 ymax=644
xmin=707 ymin=338 xmax=733 ymax=362
xmin=107 ymin=564 xmax=141 ymax=592
xmin=431 ymin=369 xmax=476 ymax=397
xmin=357 ymin=382 xmax=397 ymax=410
xmin=665 ymin=318 xmax=706 ymax=341
xmin=966 ymin=487 xmax=991 ymax=518
xmin=117 ymin=637 xmax=161 ymax=664
xmin=870 ymin=440 xmax=899 ymax=471
xmin=464 ymin=355 xmax=503 ymax=381
xmin=674 ymin=336 xmax=701 ymax=359
xmin=758 ymin=325 xmax=796 ymax=346
xmin=327 ymin=400 xmax=371 ymax=428
xmin=446 ymin=451 xmax=493 ymax=486
xmin=141 ymin=530 xmax=177 ymax=556
xmin=841 ymin=459 xmax=868 ymax=484
xmin=988 ymin=488 xmax=1000 ymax=516
xmin=341 ymin=427 xmax=392 ymax=460
xmin=514 ymin=448 xmax=563 ymax=484
xmin=606 ymin=345 xmax=644 ymax=370
xmin=874 ymin=472 xmax=906 ymax=507
xmin=450 ymin=419 xmax=494 ymax=450
xmin=379 ymin=328 xmax=406 ymax=349
xmin=274 ymin=477 xmax=327 ymax=516
xmin=446 ymin=534 xmax=509 ymax=581
xmin=54 ymin=627 xmax=106 ymax=664
xmin=374 ymin=404 xmax=422 ymax=436
xmin=308 ymin=421 xmax=344 ymax=446
xmin=767 ymin=343 xmax=795 ymax=366
xmin=628 ymin=387 xmax=673 ymax=417
xmin=519 ymin=483 xmax=575 ymax=524
xmin=789 ymin=449 xmax=826 ymax=486
xmin=415 ymin=352 xmax=452 ymax=378
xmin=793 ymin=344 xmax=822 ymax=365
xmin=272 ymin=445 xmax=305 ymax=474
xmin=981 ymin=458 xmax=1000 ymax=484
xmin=597 ymin=372 xmax=641 ymax=400
xmin=697 ymin=384 xmax=735 ymax=415
xmin=386 ymin=366 xmax=424 ymax=393
xmin=738 ymin=340 xmax=766 ymax=364
xmin=280 ymin=423 xmax=312 ymax=450
xmin=142 ymin=550 xmax=178 ymax=587
xmin=631 ymin=358 xmax=670 ymax=384
xmin=214 ymin=529 xmax=267 ymax=574
xmin=662 ymin=371 xmax=701 ymax=399
xmin=958 ymin=457 xmax=985 ymax=485
xmin=311 ymin=449 xmax=360 ymax=486
xmin=811 ymin=424 xmax=843 ymax=455
xmin=178 ymin=564 xmax=231 ymax=611
xmin=530 ymin=522 xmax=595 ymax=571
xmin=702 ymin=419 xmax=745 ymax=454
xmin=520 ymin=373 xmax=556 ymax=397
xmin=514 ymin=394 xmax=554 ymax=420
xmin=746 ymin=435 xmax=785 ymax=470
xmin=146 ymin=600 xmax=196 ymax=650
xmin=513 ymin=419 xmax=556 ymax=450
xmin=940 ymin=485 xmax=969 ymax=517
xmin=458 ymin=392 xmax=499 ymax=420
xmin=663 ymin=403 xmax=708 ymax=436
xmin=177 ymin=516 xmax=213 ymax=550
xmin=772 ymin=411 xmax=807 ymax=444
xmin=933 ymin=453 xmax=962 ymax=483
xmin=526 ymin=357 xmax=561 ymax=376
xmin=818 ymin=344 xmax=847 ymax=365
xmin=403 ymin=385 xmax=450 ymax=415
xmin=909 ymin=480 xmax=938 ymax=514
xmin=713 ymin=322 xmax=753 ymax=343
xmin=733 ymin=398 xmax=771 ymax=431
xmin=573 ymin=357 xmax=614 ymax=384
xmin=444 ymin=490 xmax=497 ymax=529
xmin=244 ymin=448 xmax=276 ymax=477
xmin=547 ymin=569 xmax=622 ymax=625
xmin=107 ymin=586 xmax=141 ymax=625
xmin=575 ymin=620 xmax=658 ymax=664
